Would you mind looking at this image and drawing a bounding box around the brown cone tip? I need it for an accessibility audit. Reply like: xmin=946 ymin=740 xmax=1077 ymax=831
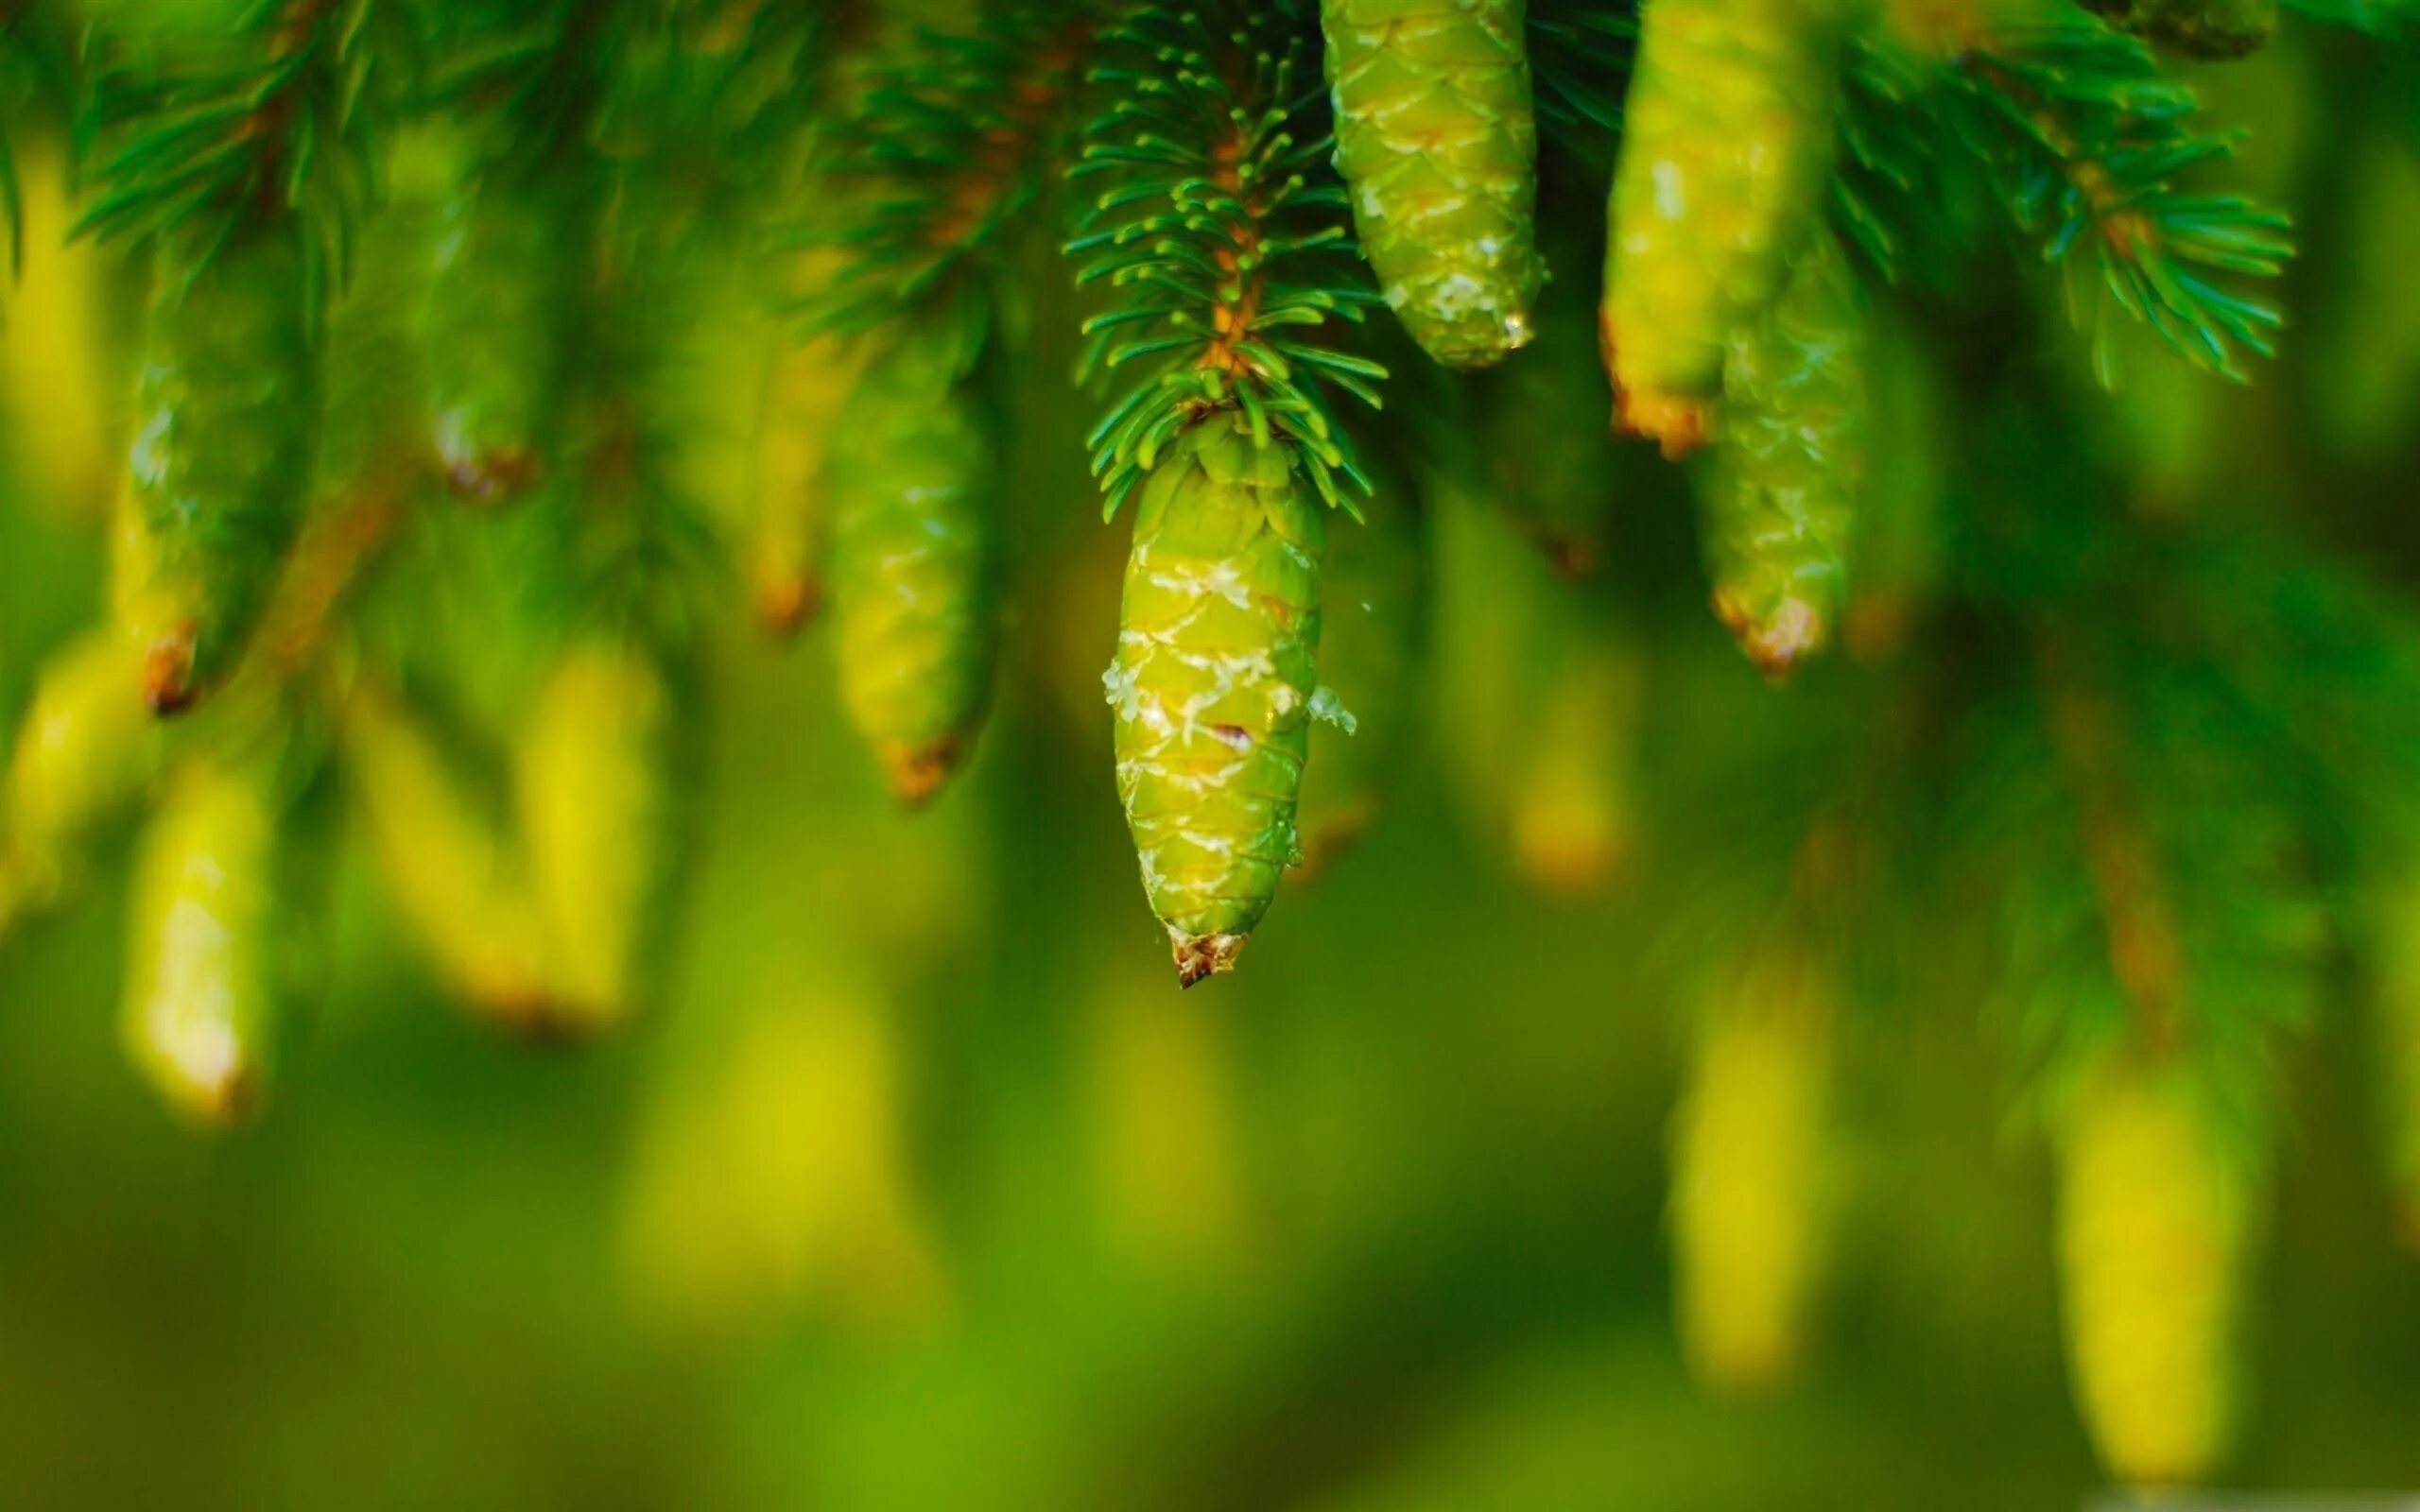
xmin=1714 ymin=590 xmax=1827 ymax=682
xmin=1599 ymin=312 xmax=1711 ymax=458
xmin=142 ymin=631 xmax=201 ymax=716
xmin=755 ymin=575 xmax=822 ymax=638
xmin=1544 ymin=535 xmax=1598 ymax=581
xmin=882 ymin=737 xmax=964 ymax=808
xmin=475 ymin=989 xmax=616 ymax=1048
xmin=1168 ymin=928 xmax=1247 ymax=988
xmin=1616 ymin=387 xmax=1710 ymax=458
xmin=1515 ymin=830 xmax=1628 ymax=898
xmin=172 ymin=1063 xmax=263 ymax=1129
xmin=442 ymin=445 xmax=540 ymax=507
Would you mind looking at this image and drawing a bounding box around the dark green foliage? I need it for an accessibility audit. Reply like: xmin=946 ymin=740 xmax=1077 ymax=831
xmin=1523 ymin=0 xmax=1633 ymax=168
xmin=2084 ymin=0 xmax=2279 ymax=60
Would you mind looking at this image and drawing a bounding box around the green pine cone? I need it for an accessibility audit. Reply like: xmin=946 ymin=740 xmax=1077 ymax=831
xmin=1600 ymin=0 xmax=1841 ymax=453
xmin=827 ymin=329 xmax=999 ymax=805
xmin=2081 ymin=0 xmax=2274 ymax=60
xmin=122 ymin=754 xmax=285 ymax=1125
xmin=1323 ymin=0 xmax=1545 ymax=369
xmin=424 ymin=173 xmax=580 ymax=504
xmin=1295 ymin=464 xmax=1424 ymax=874
xmin=118 ymin=216 xmax=319 ymax=713
xmin=1696 ymin=229 xmax=1868 ymax=678
xmin=1108 ymin=415 xmax=1327 ymax=986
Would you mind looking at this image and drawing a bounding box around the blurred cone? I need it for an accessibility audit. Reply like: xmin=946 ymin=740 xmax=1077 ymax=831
xmin=2054 ymin=1056 xmax=2257 ymax=1488
xmin=122 ymin=755 xmax=285 ymax=1125
xmin=3 ymin=627 xmax=164 ymax=908
xmin=0 ymin=135 xmax=133 ymax=522
xmin=1669 ymin=942 xmax=1838 ymax=1395
xmin=514 ymin=637 xmax=681 ymax=1035
xmin=1509 ymin=641 xmax=1644 ymax=895
xmin=619 ymin=964 xmax=945 ymax=1339
xmin=338 ymin=675 xmax=550 ymax=1023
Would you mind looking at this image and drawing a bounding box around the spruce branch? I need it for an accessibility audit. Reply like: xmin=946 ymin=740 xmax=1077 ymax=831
xmin=1976 ymin=604 xmax=2334 ymax=1138
xmin=76 ymin=0 xmax=412 ymax=282
xmin=801 ymin=6 xmax=1099 ymax=340
xmin=2031 ymin=628 xmax=2192 ymax=1056
xmin=1067 ymin=0 xmax=1386 ymax=518
xmin=418 ymin=0 xmax=608 ymax=172
xmin=1919 ymin=12 xmax=2293 ymax=382
xmin=2282 ymin=0 xmax=2416 ymax=32
xmin=1832 ymin=36 xmax=1935 ymax=286
xmin=596 ymin=0 xmax=835 ymax=176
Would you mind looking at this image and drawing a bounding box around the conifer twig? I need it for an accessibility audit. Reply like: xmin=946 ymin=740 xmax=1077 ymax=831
xmin=803 ymin=8 xmax=1099 ymax=338
xmin=76 ymin=0 xmax=407 ymax=285
xmin=1067 ymin=1 xmax=1385 ymax=516
xmin=2033 ymin=628 xmax=2188 ymax=1055
xmin=1936 ymin=13 xmax=2292 ymax=381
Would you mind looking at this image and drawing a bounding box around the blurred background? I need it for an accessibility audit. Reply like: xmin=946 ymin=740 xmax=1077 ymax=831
xmin=9 ymin=6 xmax=2420 ymax=1510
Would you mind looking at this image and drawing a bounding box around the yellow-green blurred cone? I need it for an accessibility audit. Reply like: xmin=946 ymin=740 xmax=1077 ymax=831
xmin=122 ymin=757 xmax=282 ymax=1125
xmin=338 ymin=677 xmax=549 ymax=1022
xmin=620 ymin=979 xmax=945 ymax=1338
xmin=752 ymin=251 xmax=875 ymax=635
xmin=515 ymin=639 xmax=677 ymax=1035
xmin=2055 ymin=1057 xmax=2256 ymax=1487
xmin=4 ymin=628 xmax=163 ymax=905
xmin=1669 ymin=946 xmax=1837 ymax=1395
xmin=1509 ymin=641 xmax=1642 ymax=895
xmin=0 ymin=137 xmax=130 ymax=521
